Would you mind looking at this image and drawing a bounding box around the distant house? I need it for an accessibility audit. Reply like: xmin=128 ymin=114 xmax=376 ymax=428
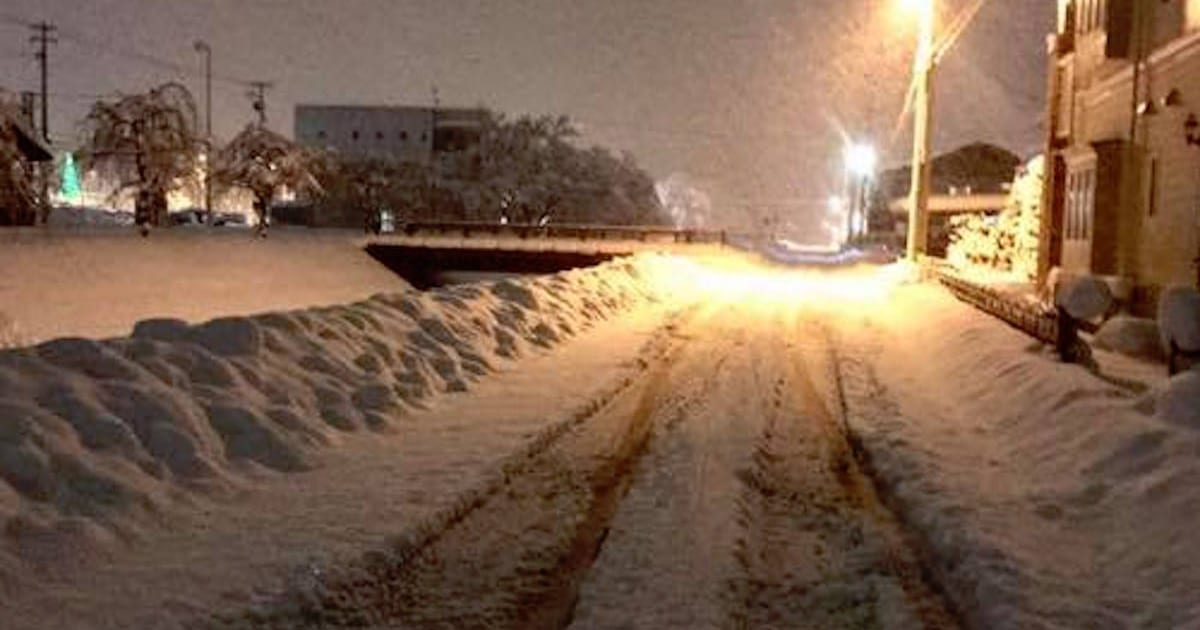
xmin=0 ymin=102 xmax=52 ymax=226
xmin=873 ymin=143 xmax=1021 ymax=256
xmin=294 ymin=104 xmax=485 ymax=167
xmin=1041 ymin=0 xmax=1200 ymax=313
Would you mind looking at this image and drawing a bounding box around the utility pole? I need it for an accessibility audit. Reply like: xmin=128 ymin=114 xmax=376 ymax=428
xmin=248 ymin=81 xmax=272 ymax=127
xmin=29 ymin=21 xmax=57 ymax=223
xmin=29 ymin=21 xmax=57 ymax=142
xmin=194 ymin=41 xmax=213 ymax=223
xmin=906 ymin=2 xmax=935 ymax=261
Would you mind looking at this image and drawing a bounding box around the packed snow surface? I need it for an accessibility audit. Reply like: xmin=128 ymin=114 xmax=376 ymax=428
xmin=0 ymin=228 xmax=411 ymax=345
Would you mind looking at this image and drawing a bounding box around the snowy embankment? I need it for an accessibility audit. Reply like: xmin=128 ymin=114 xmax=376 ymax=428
xmin=835 ymin=282 xmax=1199 ymax=629
xmin=0 ymin=228 xmax=412 ymax=345
xmin=0 ymin=254 xmax=686 ymax=584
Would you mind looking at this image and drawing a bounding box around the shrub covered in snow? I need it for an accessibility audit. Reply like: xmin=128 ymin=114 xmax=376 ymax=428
xmin=1158 ymin=286 xmax=1200 ymax=353
xmin=946 ymin=155 xmax=1042 ymax=279
xmin=1157 ymin=369 xmax=1200 ymax=428
xmin=1092 ymin=316 xmax=1165 ymax=361
xmin=1056 ymin=274 xmax=1113 ymax=321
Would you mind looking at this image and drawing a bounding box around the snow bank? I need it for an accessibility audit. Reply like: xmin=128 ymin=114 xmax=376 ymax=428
xmin=837 ymin=283 xmax=1200 ymax=629
xmin=0 ymin=254 xmax=688 ymax=570
xmin=1092 ymin=315 xmax=1165 ymax=362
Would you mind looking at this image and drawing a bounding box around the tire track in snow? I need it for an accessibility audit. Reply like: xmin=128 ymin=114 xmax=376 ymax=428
xmin=726 ymin=314 xmax=960 ymax=630
xmin=200 ymin=306 xmax=701 ymax=629
xmin=564 ymin=305 xmax=757 ymax=629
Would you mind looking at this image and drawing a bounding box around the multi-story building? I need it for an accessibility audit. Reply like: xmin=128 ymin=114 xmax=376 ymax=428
xmin=1041 ymin=0 xmax=1200 ymax=313
xmin=293 ymin=104 xmax=485 ymax=166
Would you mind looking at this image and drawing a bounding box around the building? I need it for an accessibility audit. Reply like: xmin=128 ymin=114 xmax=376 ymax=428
xmin=1041 ymin=0 xmax=1200 ymax=313
xmin=874 ymin=143 xmax=1020 ymax=255
xmin=294 ymin=105 xmax=485 ymax=166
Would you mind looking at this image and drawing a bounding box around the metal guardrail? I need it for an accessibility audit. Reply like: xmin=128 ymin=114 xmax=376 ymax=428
xmin=390 ymin=221 xmax=729 ymax=245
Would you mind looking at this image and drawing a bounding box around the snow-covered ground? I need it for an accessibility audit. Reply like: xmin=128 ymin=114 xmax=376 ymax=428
xmin=0 ymin=253 xmax=696 ymax=629
xmin=0 ymin=228 xmax=412 ymax=345
xmin=833 ymin=282 xmax=1197 ymax=629
xmin=1 ymin=244 xmax=1197 ymax=629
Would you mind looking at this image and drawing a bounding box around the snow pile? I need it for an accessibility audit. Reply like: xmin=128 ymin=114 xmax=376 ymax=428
xmin=1092 ymin=316 xmax=1165 ymax=362
xmin=1157 ymin=370 xmax=1200 ymax=429
xmin=1158 ymin=286 xmax=1200 ymax=354
xmin=836 ymin=282 xmax=1200 ymax=629
xmin=0 ymin=254 xmax=690 ymax=566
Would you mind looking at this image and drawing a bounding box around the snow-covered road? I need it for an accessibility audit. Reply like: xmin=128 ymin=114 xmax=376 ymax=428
xmin=197 ymin=294 xmax=958 ymax=629
xmin=4 ymin=253 xmax=1197 ymax=629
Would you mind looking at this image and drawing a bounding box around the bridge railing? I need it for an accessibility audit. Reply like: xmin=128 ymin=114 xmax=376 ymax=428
xmin=390 ymin=221 xmax=729 ymax=245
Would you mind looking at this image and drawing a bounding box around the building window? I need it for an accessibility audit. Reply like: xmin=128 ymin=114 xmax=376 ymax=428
xmin=1065 ymin=167 xmax=1097 ymax=240
xmin=421 ymin=132 xmax=428 ymax=142
xmin=400 ymin=130 xmax=408 ymax=142
xmin=352 ymin=130 xmax=360 ymax=141
xmin=1075 ymin=0 xmax=1106 ymax=34
xmin=316 ymin=130 xmax=326 ymax=140
xmin=376 ymin=131 xmax=384 ymax=141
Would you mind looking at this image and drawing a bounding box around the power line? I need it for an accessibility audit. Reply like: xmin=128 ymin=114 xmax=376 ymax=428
xmin=3 ymin=10 xmax=253 ymax=89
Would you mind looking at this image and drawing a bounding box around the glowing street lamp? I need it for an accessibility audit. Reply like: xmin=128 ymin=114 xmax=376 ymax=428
xmin=903 ymin=0 xmax=936 ymax=261
xmin=843 ymin=142 xmax=877 ymax=243
xmin=844 ymin=142 xmax=878 ymax=178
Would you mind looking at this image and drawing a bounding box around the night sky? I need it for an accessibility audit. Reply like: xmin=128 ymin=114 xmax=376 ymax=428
xmin=0 ymin=0 xmax=1054 ymax=232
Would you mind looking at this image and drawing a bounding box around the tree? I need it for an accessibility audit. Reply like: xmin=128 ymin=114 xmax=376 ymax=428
xmin=212 ymin=123 xmax=322 ymax=231
xmin=947 ymin=155 xmax=1044 ymax=279
xmin=301 ymin=156 xmax=430 ymax=228
xmin=457 ymin=112 xmax=666 ymax=225
xmin=0 ymin=104 xmax=44 ymax=226
xmin=79 ymin=82 xmax=200 ymax=228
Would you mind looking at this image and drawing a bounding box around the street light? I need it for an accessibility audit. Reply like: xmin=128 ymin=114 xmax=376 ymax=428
xmin=903 ymin=0 xmax=935 ymax=261
xmin=843 ymin=142 xmax=877 ymax=243
xmin=194 ymin=40 xmax=213 ymax=224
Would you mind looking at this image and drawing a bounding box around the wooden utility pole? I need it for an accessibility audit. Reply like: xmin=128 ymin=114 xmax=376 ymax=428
xmin=906 ymin=2 xmax=935 ymax=261
xmin=248 ymin=81 xmax=272 ymax=127
xmin=29 ymin=21 xmax=56 ymax=142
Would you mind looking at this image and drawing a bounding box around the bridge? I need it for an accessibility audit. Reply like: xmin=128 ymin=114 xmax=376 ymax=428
xmin=364 ymin=221 xmax=732 ymax=288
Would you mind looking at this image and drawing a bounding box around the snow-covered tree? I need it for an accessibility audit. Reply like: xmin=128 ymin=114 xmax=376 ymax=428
xmin=212 ymin=123 xmax=322 ymax=229
xmin=467 ymin=112 xmax=665 ymax=225
xmin=79 ymin=82 xmax=200 ymax=228
xmin=947 ymin=155 xmax=1043 ymax=279
xmin=0 ymin=104 xmax=43 ymax=226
